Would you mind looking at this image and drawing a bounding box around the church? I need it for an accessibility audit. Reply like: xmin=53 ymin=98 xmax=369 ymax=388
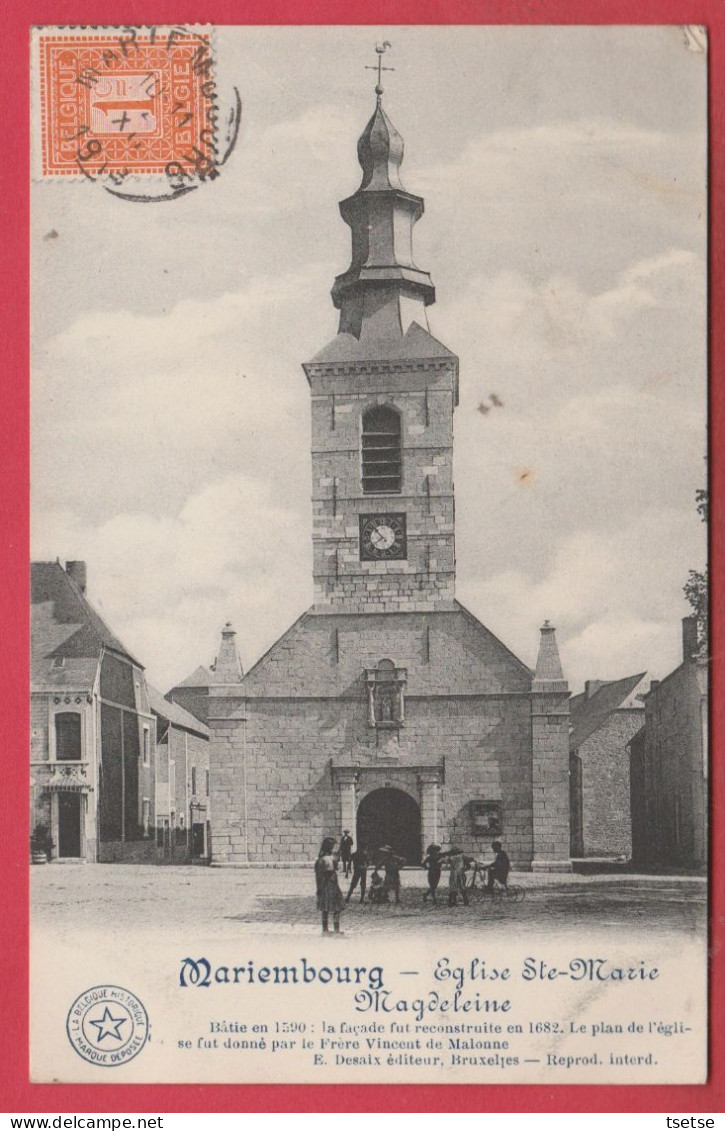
xmin=204 ymin=74 xmax=572 ymax=871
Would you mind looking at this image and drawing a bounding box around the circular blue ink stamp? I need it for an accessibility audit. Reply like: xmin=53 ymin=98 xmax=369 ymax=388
xmin=66 ymin=985 xmax=149 ymax=1067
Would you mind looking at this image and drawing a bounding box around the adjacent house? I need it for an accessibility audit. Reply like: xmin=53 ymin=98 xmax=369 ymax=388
xmin=630 ymin=617 xmax=708 ymax=870
xmin=149 ymin=687 xmax=211 ymax=862
xmin=569 ymin=673 xmax=647 ymax=860
xmin=31 ymin=560 xmax=155 ymax=863
xmin=30 ymin=559 xmax=211 ymax=864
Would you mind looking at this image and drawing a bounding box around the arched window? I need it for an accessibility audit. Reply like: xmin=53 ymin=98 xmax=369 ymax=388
xmin=362 ymin=405 xmax=402 ymax=494
xmin=55 ymin=712 xmax=81 ymax=761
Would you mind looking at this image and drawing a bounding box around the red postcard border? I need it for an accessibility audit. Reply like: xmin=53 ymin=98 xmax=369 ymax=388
xmin=2 ymin=0 xmax=722 ymax=1113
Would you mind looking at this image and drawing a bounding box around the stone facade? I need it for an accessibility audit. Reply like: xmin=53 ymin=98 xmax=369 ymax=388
xmin=307 ymin=354 xmax=457 ymax=614
xmin=150 ymin=688 xmax=211 ymax=862
xmin=31 ymin=560 xmax=156 ymax=864
xmin=31 ymin=559 xmax=211 ymax=865
xmin=568 ymin=674 xmax=646 ymax=859
xmin=575 ymin=713 xmax=643 ymax=857
xmin=630 ymin=618 xmax=707 ymax=870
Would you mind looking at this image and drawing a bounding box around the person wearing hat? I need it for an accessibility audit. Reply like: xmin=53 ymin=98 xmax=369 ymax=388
xmin=339 ymin=829 xmax=354 ymax=877
xmin=422 ymin=843 xmax=443 ymax=904
xmin=441 ymin=845 xmax=470 ymax=907
xmin=377 ymin=845 xmax=405 ymax=905
xmin=315 ymin=836 xmax=344 ymax=934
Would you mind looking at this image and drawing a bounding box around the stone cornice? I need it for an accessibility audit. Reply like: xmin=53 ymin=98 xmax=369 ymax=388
xmin=304 ymin=358 xmax=457 ymax=379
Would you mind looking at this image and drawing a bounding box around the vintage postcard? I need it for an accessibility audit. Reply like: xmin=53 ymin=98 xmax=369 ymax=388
xmin=28 ymin=25 xmax=708 ymax=1086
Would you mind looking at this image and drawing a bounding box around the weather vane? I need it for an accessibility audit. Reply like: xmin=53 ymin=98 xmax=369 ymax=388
xmin=365 ymin=41 xmax=394 ymax=99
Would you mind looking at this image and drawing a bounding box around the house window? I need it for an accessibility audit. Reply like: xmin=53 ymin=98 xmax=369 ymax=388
xmin=142 ymin=726 xmax=150 ymax=766
xmin=471 ymin=800 xmax=503 ymax=838
xmin=205 ymin=769 xmax=210 ymax=796
xmin=362 ymin=405 xmax=402 ymax=494
xmin=55 ymin=712 xmax=81 ymax=761
xmin=142 ymin=798 xmax=150 ymax=838
xmin=191 ymin=766 xmax=197 ymax=796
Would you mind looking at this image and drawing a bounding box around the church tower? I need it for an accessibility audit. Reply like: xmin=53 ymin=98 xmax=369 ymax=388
xmin=207 ymin=52 xmax=570 ymax=873
xmin=303 ymin=68 xmax=459 ymax=614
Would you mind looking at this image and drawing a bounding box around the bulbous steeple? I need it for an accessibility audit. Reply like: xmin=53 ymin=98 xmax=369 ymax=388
xmin=331 ymin=93 xmax=436 ymax=341
xmin=357 ymin=99 xmax=405 ymax=191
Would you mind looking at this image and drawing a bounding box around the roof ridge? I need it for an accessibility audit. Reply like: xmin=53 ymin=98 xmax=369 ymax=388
xmin=453 ymin=599 xmax=534 ymax=678
xmin=242 ymin=608 xmax=312 ymax=682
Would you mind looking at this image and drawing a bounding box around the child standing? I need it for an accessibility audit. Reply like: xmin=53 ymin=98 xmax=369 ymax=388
xmin=315 ymin=836 xmax=344 ymax=934
xmin=422 ymin=843 xmax=443 ymax=904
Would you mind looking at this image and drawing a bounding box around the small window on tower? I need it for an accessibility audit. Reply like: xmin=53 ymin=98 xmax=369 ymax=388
xmin=362 ymin=405 xmax=402 ymax=494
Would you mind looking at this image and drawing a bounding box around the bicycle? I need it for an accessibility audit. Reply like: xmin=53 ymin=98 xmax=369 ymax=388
xmin=466 ymin=864 xmax=525 ymax=904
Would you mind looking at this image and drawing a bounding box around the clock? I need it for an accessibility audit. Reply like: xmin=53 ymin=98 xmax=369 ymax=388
xmin=359 ymin=513 xmax=407 ymax=561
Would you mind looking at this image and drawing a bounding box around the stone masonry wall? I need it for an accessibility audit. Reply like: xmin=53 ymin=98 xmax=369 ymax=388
xmin=531 ymin=696 xmax=571 ymax=869
xmin=578 ymin=711 xmax=642 ymax=857
xmin=210 ymin=691 xmax=534 ymax=868
xmin=309 ymin=362 xmax=456 ymax=613
xmin=643 ymin=662 xmax=707 ymax=868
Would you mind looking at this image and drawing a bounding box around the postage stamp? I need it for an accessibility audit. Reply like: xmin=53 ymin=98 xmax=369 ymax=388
xmin=37 ymin=28 xmax=216 ymax=178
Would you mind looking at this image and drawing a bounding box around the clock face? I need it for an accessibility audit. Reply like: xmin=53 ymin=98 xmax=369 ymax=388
xmin=360 ymin=513 xmax=407 ymax=561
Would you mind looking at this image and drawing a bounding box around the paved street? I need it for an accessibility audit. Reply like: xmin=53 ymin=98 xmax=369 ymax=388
xmin=31 ymin=864 xmax=706 ymax=941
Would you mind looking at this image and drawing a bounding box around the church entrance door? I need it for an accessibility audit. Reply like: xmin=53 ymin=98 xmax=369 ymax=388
xmin=357 ymin=787 xmax=421 ymax=865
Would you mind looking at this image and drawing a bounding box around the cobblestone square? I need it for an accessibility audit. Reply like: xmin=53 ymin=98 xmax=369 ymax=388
xmin=31 ymin=864 xmax=706 ymax=942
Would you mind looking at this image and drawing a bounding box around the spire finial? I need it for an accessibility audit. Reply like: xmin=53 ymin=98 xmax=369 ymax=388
xmin=365 ymin=41 xmax=393 ymax=101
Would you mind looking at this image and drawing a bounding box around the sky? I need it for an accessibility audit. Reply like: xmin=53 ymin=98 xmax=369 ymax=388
xmin=31 ymin=25 xmax=708 ymax=693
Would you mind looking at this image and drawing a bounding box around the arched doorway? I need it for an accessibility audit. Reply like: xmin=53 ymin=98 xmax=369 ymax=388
xmin=357 ymin=787 xmax=421 ymax=864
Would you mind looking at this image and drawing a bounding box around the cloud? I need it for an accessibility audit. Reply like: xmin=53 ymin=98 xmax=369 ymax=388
xmin=31 ymin=238 xmax=706 ymax=693
xmin=30 ymin=72 xmax=706 ymax=696
xmin=459 ymin=507 xmax=705 ymax=683
xmin=32 ymin=474 xmax=313 ymax=690
xmin=32 ymin=264 xmax=337 ymax=523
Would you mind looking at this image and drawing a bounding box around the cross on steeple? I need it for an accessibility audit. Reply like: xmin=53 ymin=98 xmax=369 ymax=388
xmin=365 ymin=41 xmax=394 ymax=99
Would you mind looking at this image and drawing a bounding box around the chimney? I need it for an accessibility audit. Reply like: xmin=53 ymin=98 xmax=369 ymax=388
xmin=682 ymin=616 xmax=698 ymax=663
xmin=584 ymin=679 xmax=606 ymax=699
xmin=65 ymin=560 xmax=87 ymax=594
xmin=649 ymin=679 xmax=660 ymax=691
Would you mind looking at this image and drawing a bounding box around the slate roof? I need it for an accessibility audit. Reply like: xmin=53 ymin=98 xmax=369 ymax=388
xmin=307 ymin=321 xmax=457 ymax=367
xmin=147 ymin=684 xmax=209 ymax=739
xmin=169 ymin=664 xmax=222 ymax=690
xmin=241 ymin=600 xmax=533 ymax=699
xmin=31 ymin=561 xmax=140 ymax=690
xmin=569 ymin=672 xmax=646 ymax=751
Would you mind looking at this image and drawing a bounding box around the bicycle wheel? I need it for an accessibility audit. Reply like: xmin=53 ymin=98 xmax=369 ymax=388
xmin=506 ymin=885 xmax=525 ymax=903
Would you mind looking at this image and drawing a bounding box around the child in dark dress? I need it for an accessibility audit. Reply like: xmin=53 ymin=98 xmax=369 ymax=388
xmin=422 ymin=843 xmax=443 ymax=904
xmin=315 ymin=836 xmax=344 ymax=933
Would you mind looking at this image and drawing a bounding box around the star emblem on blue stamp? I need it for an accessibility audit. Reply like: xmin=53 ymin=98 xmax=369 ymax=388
xmin=66 ymin=986 xmax=149 ymax=1067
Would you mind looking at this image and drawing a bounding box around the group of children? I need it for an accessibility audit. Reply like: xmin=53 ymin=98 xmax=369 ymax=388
xmin=421 ymin=841 xmax=511 ymax=905
xmin=315 ymin=831 xmax=511 ymax=932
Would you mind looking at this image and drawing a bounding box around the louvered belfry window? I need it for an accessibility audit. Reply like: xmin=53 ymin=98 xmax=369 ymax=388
xmin=362 ymin=406 xmax=402 ymax=494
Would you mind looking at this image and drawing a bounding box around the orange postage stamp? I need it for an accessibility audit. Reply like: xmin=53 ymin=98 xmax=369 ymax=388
xmin=37 ymin=28 xmax=216 ymax=178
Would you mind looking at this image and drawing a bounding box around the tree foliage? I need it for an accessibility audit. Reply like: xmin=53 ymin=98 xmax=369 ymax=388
xmin=683 ymin=487 xmax=708 ymax=650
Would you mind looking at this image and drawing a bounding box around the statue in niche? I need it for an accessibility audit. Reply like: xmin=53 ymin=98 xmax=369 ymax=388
xmin=366 ymin=658 xmax=407 ymax=729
